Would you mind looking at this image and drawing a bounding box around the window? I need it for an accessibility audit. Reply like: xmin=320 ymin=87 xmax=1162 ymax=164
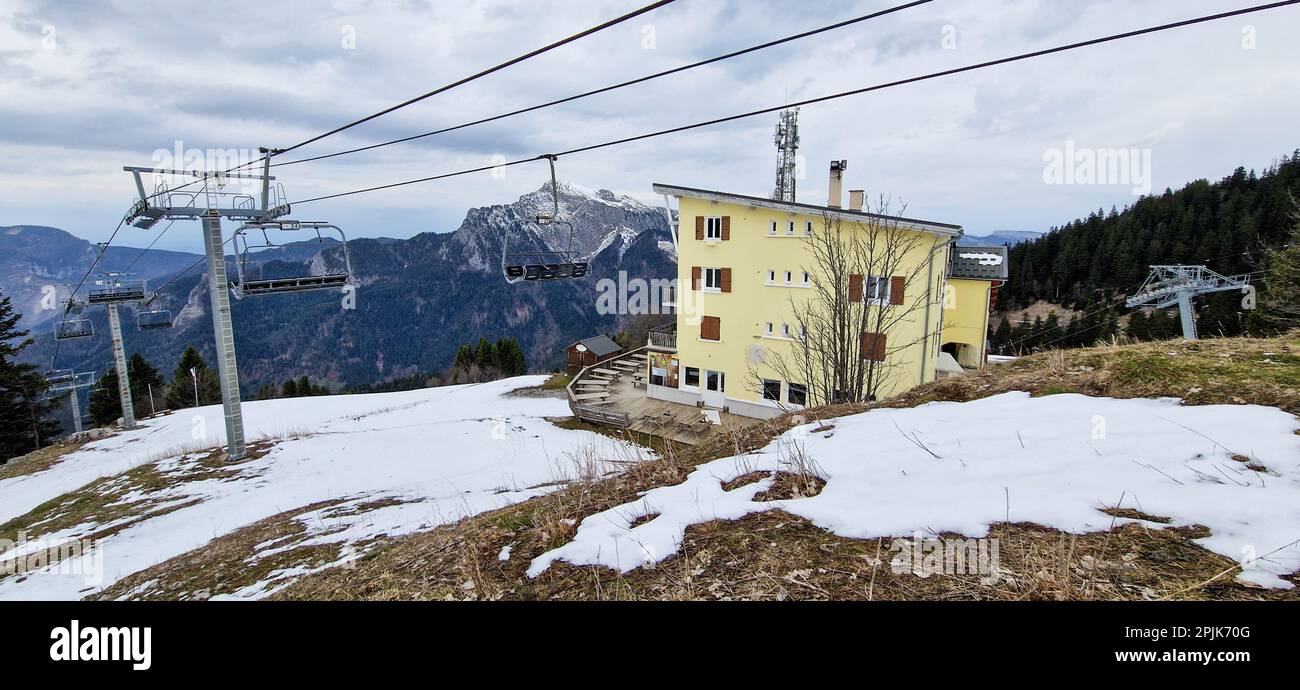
xmin=788 ymin=382 xmax=808 ymax=406
xmin=767 ymin=270 xmax=776 ymax=284
xmin=683 ymin=367 xmax=700 ymax=388
xmin=762 ymin=379 xmax=782 ymax=401
xmin=765 ymin=322 xmax=774 ymax=336
xmin=706 ymin=216 xmax=723 ymax=240
xmin=864 ymin=275 xmax=891 ymax=304
xmin=787 ymin=220 xmax=796 ymax=235
xmin=701 ymin=315 xmax=721 ymax=341
xmin=861 ymin=332 xmax=887 ymax=362
xmin=802 ymin=271 xmax=811 ymax=286
xmin=769 ymin=220 xmax=777 ymax=235
xmin=781 ymin=323 xmax=791 ymax=338
xmin=804 ymin=220 xmax=814 ymax=236
xmin=706 ymin=370 xmax=725 ymax=393
xmin=703 ymin=268 xmax=723 ymax=291
xmin=784 ymin=271 xmax=793 ymax=285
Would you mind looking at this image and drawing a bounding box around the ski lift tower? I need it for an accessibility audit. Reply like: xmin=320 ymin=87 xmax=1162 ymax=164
xmin=123 ymin=149 xmax=290 ymax=459
xmin=74 ymin=271 xmax=151 ymax=429
xmin=772 ymin=109 xmax=800 ymax=203
xmin=1126 ymin=265 xmax=1256 ymax=340
xmin=44 ymin=369 xmax=96 ymax=434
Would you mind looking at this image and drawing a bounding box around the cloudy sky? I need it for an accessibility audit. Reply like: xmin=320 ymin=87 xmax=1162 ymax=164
xmin=2 ymin=0 xmax=1298 ymax=253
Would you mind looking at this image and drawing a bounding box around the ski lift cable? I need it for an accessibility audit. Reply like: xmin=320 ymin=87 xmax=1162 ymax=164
xmin=65 ymin=213 xmax=129 ymax=309
xmin=140 ymin=233 xmax=239 ymax=308
xmin=135 ymin=0 xmax=675 ymax=204
xmin=267 ymin=0 xmax=936 ymax=169
xmin=213 ymin=0 xmax=677 ymax=179
xmin=288 ymin=0 xmax=1300 ymax=207
xmin=123 ymin=218 xmax=177 ymax=273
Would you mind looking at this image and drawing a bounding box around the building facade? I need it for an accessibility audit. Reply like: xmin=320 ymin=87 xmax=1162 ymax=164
xmin=647 ymin=172 xmax=963 ymax=419
xmin=939 ymin=245 xmax=1009 ymax=368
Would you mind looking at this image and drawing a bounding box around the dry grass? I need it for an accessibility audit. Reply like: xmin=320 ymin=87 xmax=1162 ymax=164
xmin=0 ymin=432 xmax=105 ymax=482
xmin=0 ymin=440 xmax=277 ymax=581
xmin=273 ymin=333 xmax=1299 ymax=601
xmin=91 ymin=498 xmax=357 ymax=601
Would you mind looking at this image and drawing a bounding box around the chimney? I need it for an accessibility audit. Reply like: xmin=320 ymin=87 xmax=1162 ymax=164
xmin=848 ymin=190 xmax=864 ymax=212
xmin=828 ymin=160 xmax=847 ymax=208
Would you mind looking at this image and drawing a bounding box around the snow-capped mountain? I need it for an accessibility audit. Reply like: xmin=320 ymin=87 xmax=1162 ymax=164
xmin=448 ymin=181 xmax=673 ymax=271
xmin=16 ymin=183 xmax=678 ymax=391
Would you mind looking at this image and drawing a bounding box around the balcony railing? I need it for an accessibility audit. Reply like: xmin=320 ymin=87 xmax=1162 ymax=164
xmin=648 ymin=322 xmax=677 ymax=350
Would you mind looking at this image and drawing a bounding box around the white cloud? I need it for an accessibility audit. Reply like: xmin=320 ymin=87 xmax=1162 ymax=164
xmin=1 ymin=0 xmax=1297 ymax=251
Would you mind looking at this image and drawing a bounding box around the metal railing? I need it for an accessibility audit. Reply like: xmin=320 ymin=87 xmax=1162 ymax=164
xmin=648 ymin=322 xmax=677 ymax=350
xmin=565 ymin=345 xmax=647 ymax=429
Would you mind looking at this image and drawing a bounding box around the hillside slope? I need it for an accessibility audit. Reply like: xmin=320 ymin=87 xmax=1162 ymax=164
xmin=267 ymin=334 xmax=1299 ymax=601
xmin=0 ymin=377 xmax=647 ymax=600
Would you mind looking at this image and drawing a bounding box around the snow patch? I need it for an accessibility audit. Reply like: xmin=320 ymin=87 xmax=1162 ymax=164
xmin=529 ymin=393 xmax=1300 ymax=588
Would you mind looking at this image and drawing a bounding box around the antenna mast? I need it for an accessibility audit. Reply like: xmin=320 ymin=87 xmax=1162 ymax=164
xmin=772 ymin=108 xmax=799 ymax=203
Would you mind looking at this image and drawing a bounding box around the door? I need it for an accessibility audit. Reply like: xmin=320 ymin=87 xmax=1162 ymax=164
xmin=703 ymin=370 xmax=726 ymax=408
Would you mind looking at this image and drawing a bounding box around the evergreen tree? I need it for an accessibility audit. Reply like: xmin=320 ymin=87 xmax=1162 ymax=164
xmin=164 ymin=346 xmax=220 ymax=410
xmin=990 ymin=318 xmax=1012 ymax=354
xmin=128 ymin=353 xmax=164 ymax=418
xmin=0 ymin=289 xmax=62 ymax=461
xmin=453 ymin=344 xmax=475 ymax=369
xmin=494 ymin=337 xmax=527 ymax=377
xmin=1256 ymin=215 xmax=1300 ymax=331
xmin=1126 ymin=310 xmax=1149 ymax=341
xmin=88 ymin=369 xmax=122 ymax=427
xmin=473 ymin=338 xmax=497 ymax=371
xmin=282 ymin=378 xmax=298 ymax=398
xmin=297 ymin=376 xmax=311 ymax=396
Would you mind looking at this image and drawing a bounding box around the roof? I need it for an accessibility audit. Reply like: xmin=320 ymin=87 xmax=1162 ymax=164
xmin=573 ymin=335 xmax=622 ymax=357
xmin=948 ymin=245 xmax=1009 ymax=281
xmin=652 ymin=183 xmax=962 ymax=236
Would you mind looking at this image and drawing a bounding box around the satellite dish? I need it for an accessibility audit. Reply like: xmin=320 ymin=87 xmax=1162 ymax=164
xmin=575 ymin=343 xmax=588 ymax=353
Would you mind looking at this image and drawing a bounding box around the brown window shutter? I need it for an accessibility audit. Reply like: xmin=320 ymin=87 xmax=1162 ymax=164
xmin=890 ymin=276 xmax=905 ymax=306
xmin=701 ymin=316 xmax=720 ymax=341
xmin=861 ymin=332 xmax=886 ymax=361
xmin=721 ymin=216 xmax=731 ymax=240
xmin=691 ymin=266 xmax=702 ymax=291
xmin=720 ymin=268 xmax=732 ymax=293
xmin=695 ymin=216 xmax=704 ymax=240
xmin=848 ymin=274 xmax=864 ymax=302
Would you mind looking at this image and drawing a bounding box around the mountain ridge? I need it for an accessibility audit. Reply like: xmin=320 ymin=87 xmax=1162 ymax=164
xmin=13 ymin=182 xmax=676 ymax=392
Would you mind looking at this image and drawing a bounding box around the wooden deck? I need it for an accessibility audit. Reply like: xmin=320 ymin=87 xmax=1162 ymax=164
xmin=586 ymin=370 xmax=756 ymax=445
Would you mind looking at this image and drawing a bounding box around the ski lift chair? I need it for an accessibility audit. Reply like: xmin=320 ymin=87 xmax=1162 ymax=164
xmin=55 ymin=317 xmax=94 ymax=340
xmin=501 ymin=156 xmax=588 ymax=284
xmin=137 ymin=308 xmax=174 ymax=330
xmin=87 ymin=277 xmax=146 ymax=304
xmin=230 ymin=220 xmax=353 ymax=298
xmin=45 ymin=369 xmax=77 ymax=388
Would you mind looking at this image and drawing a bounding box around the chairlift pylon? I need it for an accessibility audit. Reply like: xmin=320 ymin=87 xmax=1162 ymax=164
xmin=501 ymin=155 xmax=588 ymax=284
xmin=229 ymin=219 xmax=354 ymax=298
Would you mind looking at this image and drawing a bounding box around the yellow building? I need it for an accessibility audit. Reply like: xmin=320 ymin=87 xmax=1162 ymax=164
xmin=939 ymin=246 xmax=1009 ymax=368
xmin=647 ymin=166 xmax=965 ymax=419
